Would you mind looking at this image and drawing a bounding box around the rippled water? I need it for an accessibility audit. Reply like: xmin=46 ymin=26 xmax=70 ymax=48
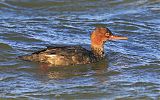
xmin=0 ymin=0 xmax=160 ymax=99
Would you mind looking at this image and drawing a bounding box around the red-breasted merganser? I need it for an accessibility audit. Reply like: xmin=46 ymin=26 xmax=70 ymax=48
xmin=19 ymin=27 xmax=128 ymax=66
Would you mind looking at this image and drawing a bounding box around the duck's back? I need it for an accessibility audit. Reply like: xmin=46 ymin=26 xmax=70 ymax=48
xmin=20 ymin=45 xmax=97 ymax=66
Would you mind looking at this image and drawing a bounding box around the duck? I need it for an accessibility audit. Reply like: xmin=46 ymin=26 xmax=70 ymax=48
xmin=19 ymin=27 xmax=128 ymax=66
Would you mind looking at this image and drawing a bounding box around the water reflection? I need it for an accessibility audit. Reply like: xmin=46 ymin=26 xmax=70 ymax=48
xmin=37 ymin=59 xmax=108 ymax=80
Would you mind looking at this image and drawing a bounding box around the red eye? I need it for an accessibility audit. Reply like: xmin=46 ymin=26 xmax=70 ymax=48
xmin=105 ymin=33 xmax=110 ymax=37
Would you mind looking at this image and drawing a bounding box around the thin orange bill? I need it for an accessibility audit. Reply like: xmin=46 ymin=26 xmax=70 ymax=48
xmin=109 ymin=35 xmax=128 ymax=40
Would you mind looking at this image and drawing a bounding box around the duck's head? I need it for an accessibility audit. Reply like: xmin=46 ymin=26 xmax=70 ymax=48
xmin=91 ymin=27 xmax=128 ymax=47
xmin=90 ymin=27 xmax=128 ymax=57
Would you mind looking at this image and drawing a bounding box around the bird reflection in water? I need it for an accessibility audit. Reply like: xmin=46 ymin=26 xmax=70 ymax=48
xmin=37 ymin=58 xmax=108 ymax=80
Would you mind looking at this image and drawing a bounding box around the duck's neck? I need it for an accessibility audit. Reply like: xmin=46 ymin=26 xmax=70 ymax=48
xmin=91 ymin=45 xmax=105 ymax=58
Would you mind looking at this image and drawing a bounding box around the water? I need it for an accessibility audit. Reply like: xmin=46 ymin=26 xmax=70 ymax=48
xmin=0 ymin=0 xmax=160 ymax=99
